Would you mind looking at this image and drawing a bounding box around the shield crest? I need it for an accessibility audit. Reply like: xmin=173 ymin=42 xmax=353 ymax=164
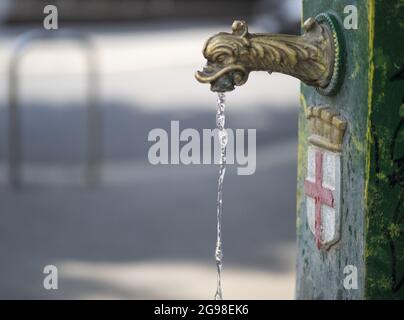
xmin=304 ymin=106 xmax=346 ymax=250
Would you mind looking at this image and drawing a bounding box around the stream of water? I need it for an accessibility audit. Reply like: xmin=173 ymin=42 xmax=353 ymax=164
xmin=214 ymin=92 xmax=227 ymax=300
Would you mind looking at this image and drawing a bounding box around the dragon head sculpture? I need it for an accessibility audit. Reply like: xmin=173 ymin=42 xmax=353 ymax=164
xmin=195 ymin=15 xmax=345 ymax=96
xmin=195 ymin=20 xmax=251 ymax=92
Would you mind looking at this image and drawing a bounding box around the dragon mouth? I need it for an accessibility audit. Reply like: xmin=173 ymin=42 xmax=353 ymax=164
xmin=195 ymin=64 xmax=248 ymax=92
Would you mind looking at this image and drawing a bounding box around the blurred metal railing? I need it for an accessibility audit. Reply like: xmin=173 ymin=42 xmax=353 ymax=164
xmin=8 ymin=29 xmax=101 ymax=188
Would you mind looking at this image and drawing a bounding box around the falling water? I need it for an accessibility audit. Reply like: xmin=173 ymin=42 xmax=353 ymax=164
xmin=214 ymin=92 xmax=227 ymax=300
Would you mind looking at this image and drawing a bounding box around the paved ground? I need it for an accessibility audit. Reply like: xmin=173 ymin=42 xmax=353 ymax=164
xmin=0 ymin=23 xmax=299 ymax=299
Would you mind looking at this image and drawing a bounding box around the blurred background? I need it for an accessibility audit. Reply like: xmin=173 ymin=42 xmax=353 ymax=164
xmin=0 ymin=0 xmax=300 ymax=299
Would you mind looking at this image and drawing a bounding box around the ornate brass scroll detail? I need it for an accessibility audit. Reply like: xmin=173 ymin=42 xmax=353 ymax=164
xmin=195 ymin=13 xmax=345 ymax=96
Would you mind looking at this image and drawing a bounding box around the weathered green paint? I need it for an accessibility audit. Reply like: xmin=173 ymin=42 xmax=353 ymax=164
xmin=297 ymin=0 xmax=404 ymax=299
xmin=365 ymin=0 xmax=404 ymax=299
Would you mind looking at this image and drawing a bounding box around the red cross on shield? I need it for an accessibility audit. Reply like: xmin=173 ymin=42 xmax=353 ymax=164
xmin=304 ymin=145 xmax=341 ymax=250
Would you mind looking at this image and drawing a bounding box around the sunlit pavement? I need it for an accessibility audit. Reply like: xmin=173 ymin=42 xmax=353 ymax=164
xmin=0 ymin=23 xmax=299 ymax=299
xmin=59 ymin=258 xmax=295 ymax=300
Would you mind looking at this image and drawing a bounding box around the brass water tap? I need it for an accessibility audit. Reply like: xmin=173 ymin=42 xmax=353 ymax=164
xmin=195 ymin=13 xmax=345 ymax=96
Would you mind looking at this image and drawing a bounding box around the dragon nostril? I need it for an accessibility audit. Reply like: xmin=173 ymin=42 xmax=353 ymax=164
xmin=233 ymin=72 xmax=248 ymax=86
xmin=233 ymin=73 xmax=242 ymax=84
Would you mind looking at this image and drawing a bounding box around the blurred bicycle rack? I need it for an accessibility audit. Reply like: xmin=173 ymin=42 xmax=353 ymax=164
xmin=8 ymin=29 xmax=101 ymax=189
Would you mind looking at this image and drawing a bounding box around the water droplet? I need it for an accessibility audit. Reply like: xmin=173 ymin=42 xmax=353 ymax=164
xmin=216 ymin=115 xmax=225 ymax=129
xmin=218 ymin=129 xmax=228 ymax=147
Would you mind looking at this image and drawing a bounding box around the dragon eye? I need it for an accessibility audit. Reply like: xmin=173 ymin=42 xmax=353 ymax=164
xmin=216 ymin=54 xmax=227 ymax=63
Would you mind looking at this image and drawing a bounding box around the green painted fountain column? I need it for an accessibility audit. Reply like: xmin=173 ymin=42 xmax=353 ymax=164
xmin=296 ymin=0 xmax=404 ymax=299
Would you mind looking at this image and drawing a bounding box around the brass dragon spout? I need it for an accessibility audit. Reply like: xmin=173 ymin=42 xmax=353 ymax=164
xmin=195 ymin=13 xmax=345 ymax=96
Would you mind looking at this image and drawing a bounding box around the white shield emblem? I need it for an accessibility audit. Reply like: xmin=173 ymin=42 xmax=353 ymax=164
xmin=304 ymin=145 xmax=341 ymax=250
